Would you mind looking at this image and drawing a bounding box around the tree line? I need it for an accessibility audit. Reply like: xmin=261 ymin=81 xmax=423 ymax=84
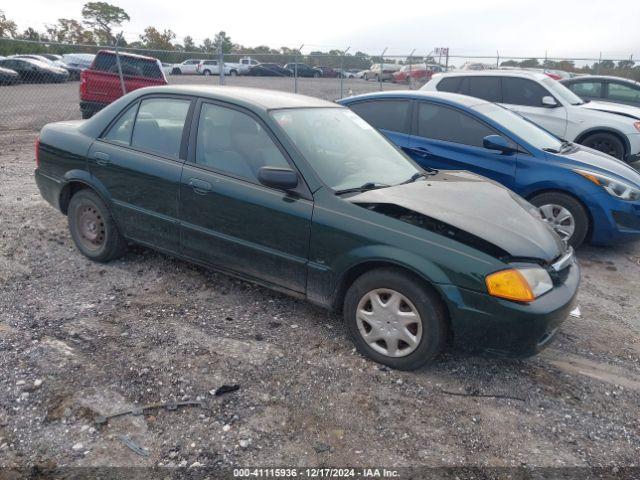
xmin=1 ymin=4 xmax=638 ymax=77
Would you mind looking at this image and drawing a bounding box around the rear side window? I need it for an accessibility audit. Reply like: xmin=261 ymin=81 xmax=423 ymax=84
xmin=607 ymin=82 xmax=640 ymax=102
xmin=436 ymin=76 xmax=464 ymax=93
xmin=195 ymin=103 xmax=289 ymax=181
xmin=502 ymin=78 xmax=549 ymax=107
xmin=467 ymin=77 xmax=501 ymax=102
xmin=349 ymin=100 xmax=410 ymax=134
xmin=569 ymin=81 xmax=603 ymax=98
xmin=131 ymin=98 xmax=191 ymax=158
xmin=417 ymin=102 xmax=495 ymax=147
xmin=104 ymin=103 xmax=138 ymax=145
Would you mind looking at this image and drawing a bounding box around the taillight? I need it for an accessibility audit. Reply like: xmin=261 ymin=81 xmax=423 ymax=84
xmin=35 ymin=136 xmax=40 ymax=168
xmin=79 ymin=70 xmax=87 ymax=98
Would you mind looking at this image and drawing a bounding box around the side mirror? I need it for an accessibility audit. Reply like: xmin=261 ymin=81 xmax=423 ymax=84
xmin=257 ymin=167 xmax=299 ymax=191
xmin=483 ymin=135 xmax=515 ymax=154
xmin=542 ymin=96 xmax=558 ymax=107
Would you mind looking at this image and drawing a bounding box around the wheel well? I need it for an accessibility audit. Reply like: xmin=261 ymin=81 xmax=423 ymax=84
xmin=575 ymin=129 xmax=628 ymax=156
xmin=526 ymin=188 xmax=594 ymax=241
xmin=59 ymin=181 xmax=90 ymax=214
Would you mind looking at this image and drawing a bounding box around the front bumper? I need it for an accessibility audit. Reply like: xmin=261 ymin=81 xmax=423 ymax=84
xmin=586 ymin=191 xmax=640 ymax=245
xmin=439 ymin=257 xmax=580 ymax=357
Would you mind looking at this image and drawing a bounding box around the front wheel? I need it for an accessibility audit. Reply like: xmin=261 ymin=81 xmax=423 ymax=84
xmin=171 ymin=68 xmax=181 ymax=75
xmin=229 ymin=70 xmax=238 ymax=77
xmin=68 ymin=189 xmax=127 ymax=262
xmin=343 ymin=268 xmax=447 ymax=370
xmin=580 ymin=132 xmax=625 ymax=161
xmin=529 ymin=192 xmax=589 ymax=247
xmin=202 ymin=69 xmax=211 ymax=76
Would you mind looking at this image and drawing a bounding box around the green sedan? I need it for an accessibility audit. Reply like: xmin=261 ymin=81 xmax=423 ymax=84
xmin=34 ymin=85 xmax=580 ymax=370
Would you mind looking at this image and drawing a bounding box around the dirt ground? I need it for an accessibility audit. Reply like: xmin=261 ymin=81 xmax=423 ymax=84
xmin=0 ymin=130 xmax=639 ymax=477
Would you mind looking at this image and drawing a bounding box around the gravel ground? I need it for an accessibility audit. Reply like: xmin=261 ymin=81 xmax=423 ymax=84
xmin=1 ymin=115 xmax=640 ymax=475
xmin=0 ymin=76 xmax=405 ymax=131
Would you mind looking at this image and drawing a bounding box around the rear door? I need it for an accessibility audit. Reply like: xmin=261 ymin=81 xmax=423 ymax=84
xmin=347 ymin=99 xmax=412 ymax=149
xmin=605 ymin=81 xmax=640 ymax=107
xmin=179 ymin=100 xmax=313 ymax=293
xmin=500 ymin=77 xmax=568 ymax=138
xmin=87 ymin=95 xmax=194 ymax=252
xmin=408 ymin=101 xmax=517 ymax=188
xmin=564 ymin=79 xmax=605 ymax=102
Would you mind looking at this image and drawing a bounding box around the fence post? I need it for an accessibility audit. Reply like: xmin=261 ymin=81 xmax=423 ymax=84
xmin=294 ymin=43 xmax=304 ymax=94
xmin=407 ymin=48 xmax=415 ymax=89
xmin=114 ymin=32 xmax=126 ymax=95
xmin=219 ymin=47 xmax=225 ymax=85
xmin=596 ymin=52 xmax=602 ymax=74
xmin=379 ymin=47 xmax=387 ymax=91
xmin=340 ymin=46 xmax=350 ymax=99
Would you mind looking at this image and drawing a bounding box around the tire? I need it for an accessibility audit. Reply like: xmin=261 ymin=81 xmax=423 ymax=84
xmin=203 ymin=69 xmax=211 ymax=76
xmin=81 ymin=110 xmax=93 ymax=120
xmin=343 ymin=268 xmax=447 ymax=370
xmin=529 ymin=192 xmax=589 ymax=247
xmin=580 ymin=132 xmax=625 ymax=161
xmin=171 ymin=68 xmax=181 ymax=75
xmin=313 ymin=72 xmax=321 ymax=78
xmin=229 ymin=70 xmax=238 ymax=77
xmin=68 ymin=189 xmax=127 ymax=263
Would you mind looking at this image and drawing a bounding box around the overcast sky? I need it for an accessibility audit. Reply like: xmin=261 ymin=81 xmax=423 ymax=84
xmin=5 ymin=0 xmax=640 ymax=59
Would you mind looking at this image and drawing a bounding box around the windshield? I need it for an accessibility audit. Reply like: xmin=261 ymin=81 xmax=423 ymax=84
xmin=271 ymin=108 xmax=420 ymax=191
xmin=473 ymin=103 xmax=563 ymax=152
xmin=541 ymin=77 xmax=584 ymax=105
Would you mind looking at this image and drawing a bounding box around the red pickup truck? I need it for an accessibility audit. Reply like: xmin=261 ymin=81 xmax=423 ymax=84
xmin=79 ymin=50 xmax=167 ymax=119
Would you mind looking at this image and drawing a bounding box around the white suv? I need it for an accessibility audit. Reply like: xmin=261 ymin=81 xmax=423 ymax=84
xmin=422 ymin=70 xmax=640 ymax=162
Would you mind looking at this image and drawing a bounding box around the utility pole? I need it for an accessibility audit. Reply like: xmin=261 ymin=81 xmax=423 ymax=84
xmin=379 ymin=47 xmax=387 ymax=91
xmin=114 ymin=32 xmax=126 ymax=95
xmin=407 ymin=48 xmax=415 ymax=89
xmin=294 ymin=43 xmax=304 ymax=93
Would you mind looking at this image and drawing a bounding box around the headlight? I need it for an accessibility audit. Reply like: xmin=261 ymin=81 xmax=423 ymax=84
xmin=634 ymin=121 xmax=640 ymax=133
xmin=486 ymin=266 xmax=553 ymax=302
xmin=575 ymin=169 xmax=640 ymax=201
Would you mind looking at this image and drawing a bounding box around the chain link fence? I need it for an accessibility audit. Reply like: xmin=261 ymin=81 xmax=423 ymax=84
xmin=1 ymin=37 xmax=638 ymax=131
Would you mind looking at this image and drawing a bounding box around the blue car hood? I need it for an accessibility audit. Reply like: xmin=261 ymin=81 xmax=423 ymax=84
xmin=550 ymin=145 xmax=640 ymax=186
xmin=348 ymin=171 xmax=565 ymax=262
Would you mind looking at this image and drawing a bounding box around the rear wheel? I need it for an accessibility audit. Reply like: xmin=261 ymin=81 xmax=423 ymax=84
xmin=229 ymin=70 xmax=238 ymax=76
xmin=203 ymin=69 xmax=211 ymax=76
xmin=68 ymin=189 xmax=126 ymax=262
xmin=343 ymin=268 xmax=447 ymax=370
xmin=529 ymin=192 xmax=589 ymax=247
xmin=171 ymin=68 xmax=181 ymax=75
xmin=580 ymin=132 xmax=625 ymax=160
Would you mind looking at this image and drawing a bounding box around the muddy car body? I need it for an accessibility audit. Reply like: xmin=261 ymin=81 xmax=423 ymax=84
xmin=34 ymin=86 xmax=580 ymax=369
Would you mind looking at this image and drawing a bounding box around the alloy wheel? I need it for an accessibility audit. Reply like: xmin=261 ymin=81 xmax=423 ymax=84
xmin=356 ymin=289 xmax=423 ymax=358
xmin=538 ymin=203 xmax=576 ymax=240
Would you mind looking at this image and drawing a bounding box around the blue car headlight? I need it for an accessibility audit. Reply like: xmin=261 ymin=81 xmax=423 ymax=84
xmin=575 ymin=169 xmax=640 ymax=201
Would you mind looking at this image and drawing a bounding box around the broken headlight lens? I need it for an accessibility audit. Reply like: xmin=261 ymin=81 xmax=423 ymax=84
xmin=575 ymin=169 xmax=640 ymax=201
xmin=486 ymin=266 xmax=553 ymax=302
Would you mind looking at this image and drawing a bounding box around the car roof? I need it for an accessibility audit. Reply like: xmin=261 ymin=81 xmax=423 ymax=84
xmin=131 ymin=85 xmax=338 ymax=110
xmin=97 ymin=49 xmax=158 ymax=61
xmin=435 ymin=69 xmax=550 ymax=81
xmin=561 ymin=75 xmax=640 ymax=85
xmin=339 ymin=90 xmax=490 ymax=108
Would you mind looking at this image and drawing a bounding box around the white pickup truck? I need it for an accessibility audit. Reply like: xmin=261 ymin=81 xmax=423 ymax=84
xmin=197 ymin=56 xmax=260 ymax=76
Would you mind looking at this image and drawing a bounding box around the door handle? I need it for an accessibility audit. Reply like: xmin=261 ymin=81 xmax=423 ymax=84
xmin=406 ymin=146 xmax=431 ymax=158
xmin=188 ymin=178 xmax=213 ymax=195
xmin=93 ymin=151 xmax=111 ymax=166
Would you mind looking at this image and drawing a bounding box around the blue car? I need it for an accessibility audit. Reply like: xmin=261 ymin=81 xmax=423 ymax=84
xmin=338 ymin=91 xmax=640 ymax=247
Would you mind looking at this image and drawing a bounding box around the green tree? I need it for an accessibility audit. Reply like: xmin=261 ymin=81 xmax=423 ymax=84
xmin=139 ymin=26 xmax=176 ymax=50
xmin=618 ymin=59 xmax=635 ymax=69
xmin=81 ymin=2 xmax=130 ymax=44
xmin=47 ymin=18 xmax=95 ymax=44
xmin=20 ymin=27 xmax=41 ymax=41
xmin=212 ymin=31 xmax=233 ymax=53
xmin=182 ymin=35 xmax=196 ymax=51
xmin=200 ymin=37 xmax=214 ymax=53
xmin=519 ymin=58 xmax=540 ymax=68
xmin=0 ymin=10 xmax=18 ymax=38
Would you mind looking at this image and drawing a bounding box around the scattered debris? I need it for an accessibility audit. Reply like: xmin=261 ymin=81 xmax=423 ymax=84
xmin=71 ymin=442 xmax=84 ymax=452
xmin=313 ymin=442 xmax=331 ymax=453
xmin=212 ymin=384 xmax=240 ymax=397
xmin=94 ymin=400 xmax=203 ymax=426
xmin=439 ymin=388 xmax=525 ymax=402
xmin=118 ymin=435 xmax=150 ymax=457
xmin=239 ymin=439 xmax=251 ymax=448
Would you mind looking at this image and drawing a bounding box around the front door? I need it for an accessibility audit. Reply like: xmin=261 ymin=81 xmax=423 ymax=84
xmin=407 ymin=101 xmax=517 ymax=189
xmin=88 ymin=95 xmax=193 ymax=252
xmin=179 ymin=101 xmax=313 ymax=293
xmin=500 ymin=77 xmax=568 ymax=139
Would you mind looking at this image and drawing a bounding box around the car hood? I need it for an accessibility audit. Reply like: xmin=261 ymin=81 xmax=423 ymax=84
xmin=549 ymin=144 xmax=640 ymax=186
xmin=579 ymin=100 xmax=640 ymax=120
xmin=347 ymin=171 xmax=565 ymax=262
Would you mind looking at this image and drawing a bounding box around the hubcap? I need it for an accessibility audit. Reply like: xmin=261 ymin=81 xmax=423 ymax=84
xmin=356 ymin=289 xmax=422 ymax=358
xmin=538 ymin=204 xmax=575 ymax=240
xmin=76 ymin=203 xmax=105 ymax=250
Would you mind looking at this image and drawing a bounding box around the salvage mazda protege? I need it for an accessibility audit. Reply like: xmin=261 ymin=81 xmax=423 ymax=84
xmin=34 ymin=86 xmax=580 ymax=370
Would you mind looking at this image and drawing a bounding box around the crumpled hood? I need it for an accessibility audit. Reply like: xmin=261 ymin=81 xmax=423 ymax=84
xmin=580 ymin=100 xmax=640 ymax=120
xmin=348 ymin=171 xmax=565 ymax=262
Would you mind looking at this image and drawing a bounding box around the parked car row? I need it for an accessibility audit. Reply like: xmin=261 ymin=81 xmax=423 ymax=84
xmin=0 ymin=53 xmax=95 ymax=85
